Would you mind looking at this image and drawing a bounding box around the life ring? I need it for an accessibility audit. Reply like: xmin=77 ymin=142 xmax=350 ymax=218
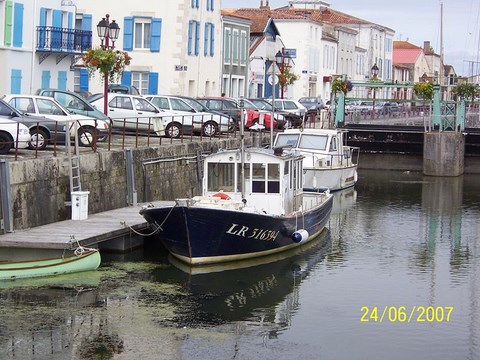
xmin=213 ymin=192 xmax=231 ymax=200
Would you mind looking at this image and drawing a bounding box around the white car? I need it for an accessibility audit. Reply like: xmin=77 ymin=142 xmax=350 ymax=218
xmin=267 ymin=98 xmax=307 ymax=117
xmin=0 ymin=118 xmax=30 ymax=154
xmin=3 ymin=94 xmax=109 ymax=147
xmin=146 ymin=95 xmax=233 ymax=136
xmin=90 ymin=94 xmax=213 ymax=138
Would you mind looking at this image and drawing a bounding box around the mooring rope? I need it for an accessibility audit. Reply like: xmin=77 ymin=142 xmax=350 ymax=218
xmin=122 ymin=204 xmax=177 ymax=237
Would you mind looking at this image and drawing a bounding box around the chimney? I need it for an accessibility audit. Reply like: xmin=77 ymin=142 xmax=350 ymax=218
xmin=424 ymin=41 xmax=431 ymax=52
xmin=260 ymin=0 xmax=263 ymax=7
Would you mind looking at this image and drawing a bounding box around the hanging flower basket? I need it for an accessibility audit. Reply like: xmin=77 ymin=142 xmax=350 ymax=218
xmin=82 ymin=47 xmax=132 ymax=82
xmin=331 ymin=78 xmax=353 ymax=94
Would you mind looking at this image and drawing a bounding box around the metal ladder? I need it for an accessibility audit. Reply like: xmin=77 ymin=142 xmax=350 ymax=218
xmin=67 ymin=121 xmax=81 ymax=193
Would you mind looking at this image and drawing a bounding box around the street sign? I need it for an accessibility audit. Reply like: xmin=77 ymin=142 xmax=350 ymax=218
xmin=268 ymin=74 xmax=279 ymax=85
xmin=284 ymin=48 xmax=296 ymax=58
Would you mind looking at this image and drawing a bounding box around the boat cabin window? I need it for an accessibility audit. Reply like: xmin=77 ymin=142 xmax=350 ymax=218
xmin=207 ymin=162 xmax=234 ymax=192
xmin=275 ymin=134 xmax=299 ymax=147
xmin=298 ymin=134 xmax=328 ymax=150
xmin=251 ymin=163 xmax=280 ymax=193
xmin=330 ymin=137 xmax=337 ymax=152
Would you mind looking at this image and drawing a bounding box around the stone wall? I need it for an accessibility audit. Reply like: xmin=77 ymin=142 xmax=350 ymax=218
xmin=3 ymin=139 xmax=244 ymax=231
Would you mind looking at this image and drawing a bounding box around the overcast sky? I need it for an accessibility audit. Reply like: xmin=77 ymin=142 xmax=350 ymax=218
xmin=221 ymin=0 xmax=480 ymax=77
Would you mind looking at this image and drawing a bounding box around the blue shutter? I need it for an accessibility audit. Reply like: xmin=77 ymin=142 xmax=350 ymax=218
xmin=67 ymin=12 xmax=73 ymax=51
xmin=211 ymin=0 xmax=214 ymax=11
xmin=195 ymin=21 xmax=200 ymax=56
xmin=196 ymin=0 xmax=199 ymax=8
xmin=148 ymin=72 xmax=159 ymax=95
xmin=38 ymin=8 xmax=47 ymax=49
xmin=81 ymin=14 xmax=92 ymax=49
xmin=58 ymin=71 xmax=67 ymax=90
xmin=41 ymin=71 xmax=50 ymax=89
xmin=210 ymin=24 xmax=215 ymax=57
xmin=187 ymin=21 xmax=193 ymax=55
xmin=123 ymin=17 xmax=134 ymax=51
xmin=121 ymin=71 xmax=131 ymax=86
xmin=191 ymin=0 xmax=195 ymax=8
xmin=80 ymin=69 xmax=89 ymax=91
xmin=11 ymin=69 xmax=22 ymax=94
xmin=150 ymin=18 xmax=161 ymax=52
xmin=204 ymin=23 xmax=208 ymax=56
xmin=206 ymin=0 xmax=210 ymax=11
xmin=13 ymin=3 xmax=24 ymax=47
xmin=52 ymin=10 xmax=63 ymax=51
xmin=82 ymin=14 xmax=92 ymax=30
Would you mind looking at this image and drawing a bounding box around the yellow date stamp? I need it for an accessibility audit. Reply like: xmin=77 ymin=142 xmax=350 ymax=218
xmin=360 ymin=306 xmax=454 ymax=323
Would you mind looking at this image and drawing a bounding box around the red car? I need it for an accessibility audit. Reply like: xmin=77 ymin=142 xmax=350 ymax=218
xmin=196 ymin=97 xmax=278 ymax=130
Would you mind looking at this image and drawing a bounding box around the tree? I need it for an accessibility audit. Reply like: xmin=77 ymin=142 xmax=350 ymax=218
xmin=413 ymin=82 xmax=434 ymax=100
xmin=453 ymin=83 xmax=479 ymax=101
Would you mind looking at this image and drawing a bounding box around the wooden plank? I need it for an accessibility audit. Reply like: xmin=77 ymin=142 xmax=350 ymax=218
xmin=0 ymin=201 xmax=174 ymax=249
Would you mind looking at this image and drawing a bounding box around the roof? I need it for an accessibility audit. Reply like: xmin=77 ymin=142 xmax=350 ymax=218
xmin=393 ymin=49 xmax=423 ymax=65
xmin=228 ymin=6 xmax=393 ymax=33
xmin=393 ymin=41 xmax=423 ymax=65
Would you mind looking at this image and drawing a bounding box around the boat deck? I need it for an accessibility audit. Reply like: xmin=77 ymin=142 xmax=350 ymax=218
xmin=0 ymin=201 xmax=174 ymax=249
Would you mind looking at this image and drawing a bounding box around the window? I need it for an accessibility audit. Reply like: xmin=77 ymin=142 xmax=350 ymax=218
xmin=36 ymin=98 xmax=66 ymax=116
xmin=223 ymin=28 xmax=231 ymax=64
xmin=8 ymin=97 xmax=33 ymax=113
xmin=240 ymin=30 xmax=247 ymax=66
xmin=124 ymin=17 xmax=161 ymax=52
xmin=232 ymin=29 xmax=239 ymax=65
xmin=109 ymin=96 xmax=133 ymax=110
xmin=204 ymin=23 xmax=215 ymax=57
xmin=252 ymin=163 xmax=266 ymax=193
xmin=267 ymin=164 xmax=280 ymax=193
xmin=135 ymin=19 xmax=151 ymax=49
xmin=132 ymin=72 xmax=149 ymax=95
xmin=208 ymin=163 xmax=234 ymax=192
xmin=188 ymin=20 xmax=200 ymax=56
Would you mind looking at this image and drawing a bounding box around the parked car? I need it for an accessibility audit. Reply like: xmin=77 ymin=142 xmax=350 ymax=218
xmin=197 ymin=97 xmax=278 ymax=130
xmin=267 ymin=98 xmax=307 ymax=117
xmin=89 ymin=94 xmax=202 ymax=138
xmin=298 ymin=96 xmax=325 ymax=114
xmin=2 ymin=95 xmax=109 ymax=148
xmin=247 ymin=98 xmax=287 ymax=129
xmin=37 ymin=89 xmax=110 ymax=122
xmin=0 ymin=117 xmax=30 ymax=154
xmin=145 ymin=95 xmax=233 ymax=136
xmin=37 ymin=88 xmax=111 ymax=141
xmin=108 ymin=84 xmax=141 ymax=95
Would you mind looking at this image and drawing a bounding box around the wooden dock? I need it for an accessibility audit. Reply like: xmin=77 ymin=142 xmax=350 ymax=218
xmin=0 ymin=201 xmax=174 ymax=250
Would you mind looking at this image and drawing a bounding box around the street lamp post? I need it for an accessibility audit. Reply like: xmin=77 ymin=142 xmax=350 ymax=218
xmin=96 ymin=14 xmax=120 ymax=116
xmin=371 ymin=63 xmax=379 ymax=119
xmin=275 ymin=49 xmax=291 ymax=99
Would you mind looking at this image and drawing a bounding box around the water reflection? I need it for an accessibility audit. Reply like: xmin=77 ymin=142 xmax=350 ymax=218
xmin=153 ymin=231 xmax=332 ymax=326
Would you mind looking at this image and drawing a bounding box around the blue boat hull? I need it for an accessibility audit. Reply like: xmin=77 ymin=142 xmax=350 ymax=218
xmin=140 ymin=195 xmax=333 ymax=265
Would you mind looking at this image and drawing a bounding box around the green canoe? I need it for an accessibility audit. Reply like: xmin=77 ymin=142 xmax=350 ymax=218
xmin=0 ymin=248 xmax=101 ymax=280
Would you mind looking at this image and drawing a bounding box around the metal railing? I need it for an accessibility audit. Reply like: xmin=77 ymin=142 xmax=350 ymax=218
xmin=36 ymin=26 xmax=92 ymax=53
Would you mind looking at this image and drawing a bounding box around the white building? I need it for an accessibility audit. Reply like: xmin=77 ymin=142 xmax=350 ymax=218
xmin=0 ymin=0 xmax=86 ymax=95
xmin=75 ymin=0 xmax=223 ymax=96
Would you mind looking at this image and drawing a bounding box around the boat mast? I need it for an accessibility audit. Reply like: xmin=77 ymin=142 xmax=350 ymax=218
xmin=239 ymin=98 xmax=246 ymax=200
xmin=440 ymin=1 xmax=444 ymax=99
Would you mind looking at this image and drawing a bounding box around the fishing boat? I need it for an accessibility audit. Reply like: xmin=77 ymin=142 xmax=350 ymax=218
xmin=0 ymin=247 xmax=101 ymax=280
xmin=273 ymin=128 xmax=360 ymax=191
xmin=140 ymin=140 xmax=333 ymax=265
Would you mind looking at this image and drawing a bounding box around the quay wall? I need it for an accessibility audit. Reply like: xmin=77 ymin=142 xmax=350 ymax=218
xmin=2 ymin=139 xmax=480 ymax=232
xmin=2 ymin=139 xmax=244 ymax=232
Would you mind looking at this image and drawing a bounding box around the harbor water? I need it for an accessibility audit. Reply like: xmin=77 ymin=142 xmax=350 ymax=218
xmin=0 ymin=169 xmax=479 ymax=359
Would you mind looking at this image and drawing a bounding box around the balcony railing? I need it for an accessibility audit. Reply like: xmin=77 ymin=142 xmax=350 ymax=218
xmin=36 ymin=26 xmax=92 ymax=53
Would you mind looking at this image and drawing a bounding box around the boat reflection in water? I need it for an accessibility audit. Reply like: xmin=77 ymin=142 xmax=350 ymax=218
xmin=155 ymin=230 xmax=332 ymax=324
